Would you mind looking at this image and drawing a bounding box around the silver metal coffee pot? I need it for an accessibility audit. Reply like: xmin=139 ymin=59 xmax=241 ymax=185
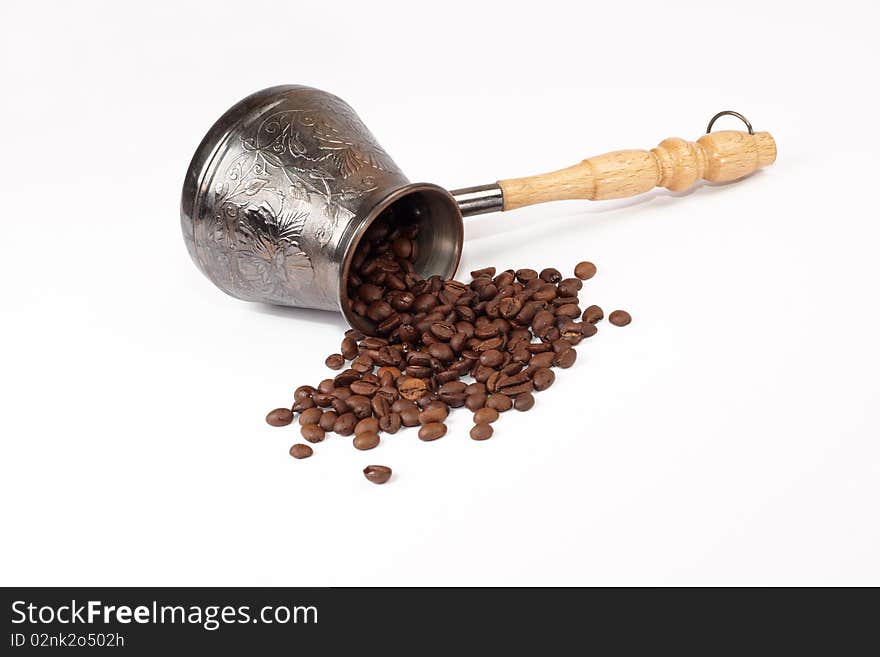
xmin=181 ymin=86 xmax=775 ymax=331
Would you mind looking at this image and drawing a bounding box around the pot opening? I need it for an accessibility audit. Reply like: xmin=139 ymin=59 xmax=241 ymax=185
xmin=340 ymin=183 xmax=463 ymax=334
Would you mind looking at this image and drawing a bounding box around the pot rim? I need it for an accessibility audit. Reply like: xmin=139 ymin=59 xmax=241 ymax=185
xmin=338 ymin=182 xmax=464 ymax=334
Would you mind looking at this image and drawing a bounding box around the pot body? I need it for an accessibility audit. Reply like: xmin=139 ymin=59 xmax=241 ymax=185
xmin=181 ymin=85 xmax=461 ymax=322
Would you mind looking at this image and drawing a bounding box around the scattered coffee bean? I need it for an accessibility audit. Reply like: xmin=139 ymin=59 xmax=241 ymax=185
xmin=319 ymin=411 xmax=338 ymax=432
xmin=398 ymin=377 xmax=427 ymax=400
xmin=379 ymin=412 xmax=402 ymax=433
xmin=274 ymin=205 xmax=632 ymax=480
xmin=301 ymin=424 xmax=325 ymax=443
xmin=609 ymin=310 xmax=632 ymax=326
xmin=582 ymin=304 xmax=603 ymax=324
xmin=470 ymin=424 xmax=494 ymax=441
xmin=574 ymin=261 xmax=597 ymax=280
xmin=554 ymin=348 xmax=577 ymax=369
xmin=355 ymin=417 xmax=379 ymax=435
xmin=363 ymin=465 xmax=392 ymax=484
xmin=486 ymin=393 xmax=513 ymax=412
xmin=418 ymin=422 xmax=447 ymax=441
xmin=474 ymin=407 xmax=500 ymax=424
xmin=325 ymin=353 xmax=345 ymax=370
xmin=419 ymin=405 xmax=448 ymax=424
xmin=465 ymin=392 xmax=487 ymax=411
xmin=266 ymin=408 xmax=294 ymax=427
xmin=514 ymin=392 xmax=535 ymax=411
xmin=532 ymin=368 xmax=555 ymax=391
xmin=333 ymin=412 xmax=358 ymax=436
xmin=297 ymin=407 xmax=322 ymax=426
xmin=353 ymin=431 xmax=380 ymax=450
xmin=289 ymin=443 xmax=313 ymax=459
xmin=294 ymin=385 xmax=315 ymax=401
xmin=291 ymin=397 xmax=315 ymax=413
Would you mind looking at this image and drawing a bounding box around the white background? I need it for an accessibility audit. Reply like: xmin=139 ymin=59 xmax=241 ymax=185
xmin=1 ymin=0 xmax=878 ymax=586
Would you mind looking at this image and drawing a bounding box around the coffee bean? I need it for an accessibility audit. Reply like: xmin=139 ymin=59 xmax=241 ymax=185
xmin=529 ymin=352 xmax=555 ymax=369
xmin=355 ymin=417 xmax=379 ymax=435
xmin=371 ymin=395 xmax=390 ymax=417
xmin=539 ymin=267 xmax=562 ymax=283
xmin=363 ymin=465 xmax=392 ymax=484
xmin=377 ymin=366 xmax=402 ymax=380
xmin=294 ymin=385 xmax=315 ymax=401
xmin=349 ymin=380 xmax=378 ymax=396
xmin=557 ymin=278 xmax=583 ymax=297
xmin=514 ymin=392 xmax=535 ymax=411
xmin=334 ymin=369 xmax=361 ymax=387
xmin=313 ymin=393 xmax=333 ymax=407
xmin=319 ymin=411 xmax=339 ymax=432
xmin=298 ymin=407 xmax=323 ymax=426
xmin=266 ymin=408 xmax=294 ymax=427
xmin=366 ymin=301 xmax=394 ymax=322
xmin=399 ymin=403 xmax=421 ymax=427
xmin=532 ymin=284 xmax=558 ymax=302
xmin=532 ymin=310 xmax=555 ymax=335
xmin=428 ymin=342 xmax=454 ymax=362
xmin=531 ymin=367 xmax=555 ymax=391
xmin=419 ymin=405 xmax=448 ymax=424
xmin=515 ymin=268 xmax=538 ymax=283
xmin=486 ymin=393 xmax=513 ymax=412
xmin=333 ymin=412 xmax=358 ymax=436
xmin=412 ymin=293 xmax=438 ymax=313
xmin=430 ymin=321 xmax=456 ymax=340
xmin=289 ymin=444 xmax=313 ymax=459
xmin=392 ymin=237 xmax=413 ymax=259
xmin=357 ymin=283 xmax=383 ymax=303
xmin=388 ymin=291 xmax=415 ymax=311
xmin=470 ymin=424 xmax=494 ymax=441
xmin=556 ymin=303 xmax=581 ymax=319
xmin=398 ymin=377 xmax=427 ymax=400
xmin=574 ymin=261 xmax=597 ymax=280
xmin=292 ymin=398 xmax=316 ymax=413
xmin=554 ymin=348 xmax=577 ymax=368
xmin=438 ymin=381 xmax=467 ymax=396
xmin=353 ymin=431 xmax=380 ymax=450
xmin=465 ymin=392 xmax=488 ymax=411
xmin=471 ymin=266 xmax=496 ymax=278
xmin=474 ymin=407 xmax=500 ymax=424
xmin=609 ymin=310 xmax=632 ymax=326
xmin=495 ymin=296 xmax=519 ymax=319
xmin=379 ymin=412 xmax=402 ymax=433
xmin=351 ymin=354 xmax=373 ymax=373
xmin=301 ymin=424 xmax=325 ymax=443
xmin=418 ymin=422 xmax=447 ymax=441
xmin=497 ymin=372 xmax=532 ymax=396
xmin=479 ymin=349 xmax=504 ymax=368
xmin=347 ymin=396 xmax=373 ymax=419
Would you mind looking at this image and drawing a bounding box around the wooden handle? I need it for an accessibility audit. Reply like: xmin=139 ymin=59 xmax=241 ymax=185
xmin=497 ymin=130 xmax=777 ymax=211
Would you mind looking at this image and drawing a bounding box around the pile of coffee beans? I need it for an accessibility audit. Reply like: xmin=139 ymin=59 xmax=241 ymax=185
xmin=266 ymin=210 xmax=630 ymax=483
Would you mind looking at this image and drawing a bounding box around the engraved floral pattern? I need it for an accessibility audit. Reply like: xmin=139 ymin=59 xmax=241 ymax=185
xmin=189 ymin=89 xmax=405 ymax=308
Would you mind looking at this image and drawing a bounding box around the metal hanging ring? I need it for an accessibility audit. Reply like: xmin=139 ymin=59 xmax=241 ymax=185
xmin=706 ymin=110 xmax=754 ymax=135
